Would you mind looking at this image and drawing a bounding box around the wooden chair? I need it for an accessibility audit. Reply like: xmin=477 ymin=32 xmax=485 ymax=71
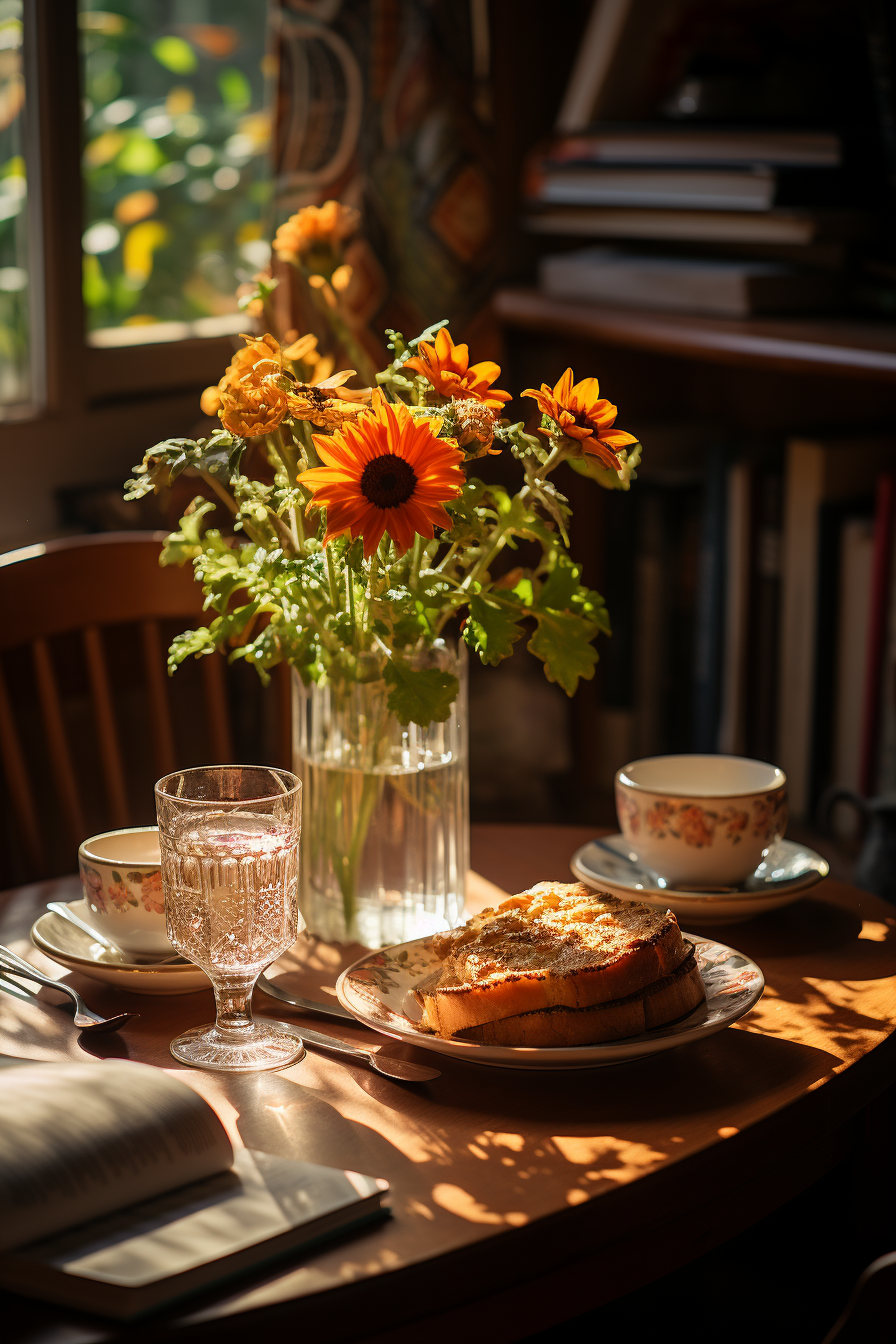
xmin=822 ymin=1251 xmax=896 ymax=1343
xmin=0 ymin=533 xmax=290 ymax=884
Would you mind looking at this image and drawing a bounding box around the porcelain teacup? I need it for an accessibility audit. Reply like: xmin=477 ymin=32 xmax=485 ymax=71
xmin=614 ymin=755 xmax=787 ymax=888
xmin=78 ymin=826 xmax=172 ymax=957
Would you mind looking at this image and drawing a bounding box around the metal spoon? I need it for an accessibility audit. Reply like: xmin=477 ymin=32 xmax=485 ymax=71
xmin=285 ymin=1022 xmax=441 ymax=1083
xmin=46 ymin=902 xmax=185 ymax=965
xmin=0 ymin=946 xmax=136 ymax=1034
xmin=257 ymin=972 xmax=355 ymax=1022
xmin=587 ymin=839 xmax=740 ymax=894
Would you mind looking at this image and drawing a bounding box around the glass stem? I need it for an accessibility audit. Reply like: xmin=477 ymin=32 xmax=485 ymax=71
xmin=213 ymin=976 xmax=257 ymax=1037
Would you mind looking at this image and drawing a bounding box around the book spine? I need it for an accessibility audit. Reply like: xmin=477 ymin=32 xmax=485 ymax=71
xmin=778 ymin=441 xmax=826 ymax=818
xmin=692 ymin=445 xmax=729 ymax=752
xmin=717 ymin=461 xmax=752 ymax=755
xmin=744 ymin=469 xmax=783 ymax=764
xmin=858 ymin=473 xmax=896 ymax=793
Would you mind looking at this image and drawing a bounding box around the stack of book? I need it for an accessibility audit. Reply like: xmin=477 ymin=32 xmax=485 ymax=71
xmin=599 ymin=433 xmax=896 ymax=823
xmin=524 ymin=127 xmax=854 ymax=318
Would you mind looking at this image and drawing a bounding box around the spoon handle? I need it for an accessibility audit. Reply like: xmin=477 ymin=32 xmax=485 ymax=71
xmin=0 ymin=943 xmax=58 ymax=984
xmin=47 ymin=902 xmax=118 ymax=950
xmin=0 ymin=949 xmax=97 ymax=1020
xmin=293 ymin=1024 xmax=376 ymax=1061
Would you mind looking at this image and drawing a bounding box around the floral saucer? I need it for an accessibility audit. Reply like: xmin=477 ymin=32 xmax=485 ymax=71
xmin=570 ymin=834 xmax=829 ymax=925
xmin=31 ymin=901 xmax=210 ymax=996
xmin=336 ymin=932 xmax=764 ymax=1070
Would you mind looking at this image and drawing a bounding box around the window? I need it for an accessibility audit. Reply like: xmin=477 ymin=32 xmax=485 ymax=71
xmin=0 ymin=0 xmax=35 ymax=412
xmin=78 ymin=0 xmax=272 ymax=348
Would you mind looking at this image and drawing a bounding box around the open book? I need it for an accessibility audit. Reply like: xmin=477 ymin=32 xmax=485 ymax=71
xmin=0 ymin=1058 xmax=388 ymax=1318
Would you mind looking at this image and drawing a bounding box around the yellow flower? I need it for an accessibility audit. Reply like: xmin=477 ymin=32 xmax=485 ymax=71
xmin=298 ymin=392 xmax=465 ymax=559
xmin=220 ymin=332 xmax=282 ymax=390
xmin=200 ymin=385 xmax=222 ymax=416
xmin=521 ymin=368 xmax=638 ymax=470
xmin=219 ymin=382 xmax=287 ymax=438
xmin=217 ymin=333 xmax=287 ymax=437
xmin=272 ymin=200 xmax=360 ymax=261
xmin=404 ymin=328 xmax=511 ymax=410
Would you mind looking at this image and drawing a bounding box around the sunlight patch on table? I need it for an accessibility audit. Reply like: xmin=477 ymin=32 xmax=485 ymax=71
xmin=432 ymin=1183 xmax=528 ymax=1227
xmin=551 ymin=1136 xmax=667 ymax=1172
xmin=858 ymin=921 xmax=890 ymax=942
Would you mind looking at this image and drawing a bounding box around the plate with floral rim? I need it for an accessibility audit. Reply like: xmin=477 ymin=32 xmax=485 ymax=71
xmin=31 ymin=901 xmax=210 ymax=995
xmin=570 ymin=835 xmax=828 ymax=925
xmin=335 ymin=932 xmax=764 ymax=1070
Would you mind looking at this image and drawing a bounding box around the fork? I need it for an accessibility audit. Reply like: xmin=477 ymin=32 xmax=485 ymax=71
xmin=0 ymin=945 xmax=137 ymax=1034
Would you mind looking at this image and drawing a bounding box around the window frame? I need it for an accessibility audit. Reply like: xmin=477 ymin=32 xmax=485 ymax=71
xmin=1 ymin=0 xmax=257 ymax=446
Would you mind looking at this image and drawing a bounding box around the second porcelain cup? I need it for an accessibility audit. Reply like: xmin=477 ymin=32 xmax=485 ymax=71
xmin=614 ymin=755 xmax=787 ymax=888
xmin=78 ymin=826 xmax=172 ymax=956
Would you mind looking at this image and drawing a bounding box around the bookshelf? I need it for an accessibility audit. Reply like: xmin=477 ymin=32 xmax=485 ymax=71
xmin=493 ymin=287 xmax=896 ymax=382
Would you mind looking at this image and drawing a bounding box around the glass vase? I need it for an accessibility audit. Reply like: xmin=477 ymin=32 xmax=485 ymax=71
xmin=292 ymin=641 xmax=469 ymax=947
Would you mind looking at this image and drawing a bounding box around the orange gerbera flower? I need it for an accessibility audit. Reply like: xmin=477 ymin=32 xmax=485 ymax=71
xmin=522 ymin=368 xmax=638 ymax=470
xmin=297 ymin=393 xmax=465 ymax=559
xmin=404 ymin=328 xmax=511 ymax=410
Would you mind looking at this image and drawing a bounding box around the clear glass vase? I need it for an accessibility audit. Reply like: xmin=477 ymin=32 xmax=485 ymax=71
xmin=292 ymin=641 xmax=469 ymax=947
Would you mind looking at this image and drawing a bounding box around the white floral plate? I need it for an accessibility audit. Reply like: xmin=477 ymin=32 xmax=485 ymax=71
xmin=336 ymin=933 xmax=764 ymax=1070
xmin=571 ymin=834 xmax=829 ymax=925
xmin=31 ymin=901 xmax=210 ymax=996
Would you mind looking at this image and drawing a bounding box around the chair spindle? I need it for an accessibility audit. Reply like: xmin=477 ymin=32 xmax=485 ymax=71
xmin=83 ymin=624 xmax=130 ymax=830
xmin=32 ymin=636 xmax=86 ymax=850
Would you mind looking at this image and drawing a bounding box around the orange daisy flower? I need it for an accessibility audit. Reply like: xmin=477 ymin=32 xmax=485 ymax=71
xmin=404 ymin=328 xmax=511 ymax=410
xmin=297 ymin=393 xmax=465 ymax=559
xmin=522 ymin=368 xmax=638 ymax=470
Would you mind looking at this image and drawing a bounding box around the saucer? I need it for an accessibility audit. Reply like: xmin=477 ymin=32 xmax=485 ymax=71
xmin=337 ymin=932 xmax=764 ymax=1070
xmin=570 ymin=835 xmax=828 ymax=925
xmin=31 ymin=901 xmax=210 ymax=995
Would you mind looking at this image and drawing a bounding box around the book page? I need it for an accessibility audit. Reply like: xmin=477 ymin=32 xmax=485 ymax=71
xmin=49 ymin=1150 xmax=384 ymax=1288
xmin=0 ymin=1060 xmax=233 ymax=1253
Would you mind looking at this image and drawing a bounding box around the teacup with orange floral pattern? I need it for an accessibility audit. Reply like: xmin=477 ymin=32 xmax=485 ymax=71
xmin=78 ymin=826 xmax=172 ymax=956
xmin=614 ymin=755 xmax=787 ymax=888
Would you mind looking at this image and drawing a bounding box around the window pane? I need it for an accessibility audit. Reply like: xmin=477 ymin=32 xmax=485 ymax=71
xmin=0 ymin=1 xmax=32 ymax=411
xmin=78 ymin=1 xmax=272 ymax=348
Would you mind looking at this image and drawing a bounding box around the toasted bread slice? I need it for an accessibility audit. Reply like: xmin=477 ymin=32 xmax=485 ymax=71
xmin=418 ymin=881 xmax=689 ymax=1037
xmin=457 ymin=947 xmax=705 ymax=1047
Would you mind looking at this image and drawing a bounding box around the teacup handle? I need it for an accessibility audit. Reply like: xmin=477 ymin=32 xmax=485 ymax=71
xmin=816 ymin=786 xmax=870 ymax=839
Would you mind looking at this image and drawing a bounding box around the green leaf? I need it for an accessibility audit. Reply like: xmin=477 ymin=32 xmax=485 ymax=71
xmin=384 ymin=660 xmax=459 ymax=727
xmin=160 ymin=499 xmax=217 ymax=565
xmin=528 ymin=610 xmax=599 ymax=696
xmin=168 ymin=627 xmax=216 ymax=669
xmin=536 ymin=551 xmax=611 ymax=635
xmin=538 ymin=551 xmax=582 ymax=612
xmin=464 ymin=594 xmax=525 ymax=666
xmin=568 ymin=440 xmax=642 ymax=492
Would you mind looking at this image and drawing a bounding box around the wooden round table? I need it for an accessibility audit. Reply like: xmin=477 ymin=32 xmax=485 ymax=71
xmin=2 ymin=824 xmax=895 ymax=1344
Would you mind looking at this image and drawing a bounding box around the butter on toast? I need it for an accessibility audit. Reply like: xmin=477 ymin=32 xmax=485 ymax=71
xmin=418 ymin=881 xmax=693 ymax=1039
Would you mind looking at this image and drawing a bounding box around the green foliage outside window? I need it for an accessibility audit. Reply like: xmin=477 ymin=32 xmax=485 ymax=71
xmin=0 ymin=1 xmax=29 ymax=409
xmin=78 ymin=1 xmax=271 ymax=344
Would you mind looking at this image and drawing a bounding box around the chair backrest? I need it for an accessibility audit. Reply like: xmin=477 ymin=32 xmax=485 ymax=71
xmin=822 ymin=1251 xmax=896 ymax=1343
xmin=0 ymin=533 xmax=289 ymax=883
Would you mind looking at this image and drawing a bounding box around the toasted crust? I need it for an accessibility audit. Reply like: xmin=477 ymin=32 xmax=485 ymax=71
xmin=418 ymin=881 xmax=689 ymax=1037
xmin=458 ymin=950 xmax=705 ymax=1047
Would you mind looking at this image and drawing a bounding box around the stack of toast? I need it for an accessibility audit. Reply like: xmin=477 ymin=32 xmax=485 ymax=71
xmin=416 ymin=882 xmax=705 ymax=1047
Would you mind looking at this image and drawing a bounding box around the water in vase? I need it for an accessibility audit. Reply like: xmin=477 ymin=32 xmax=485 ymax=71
xmin=293 ymin=650 xmax=469 ymax=947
